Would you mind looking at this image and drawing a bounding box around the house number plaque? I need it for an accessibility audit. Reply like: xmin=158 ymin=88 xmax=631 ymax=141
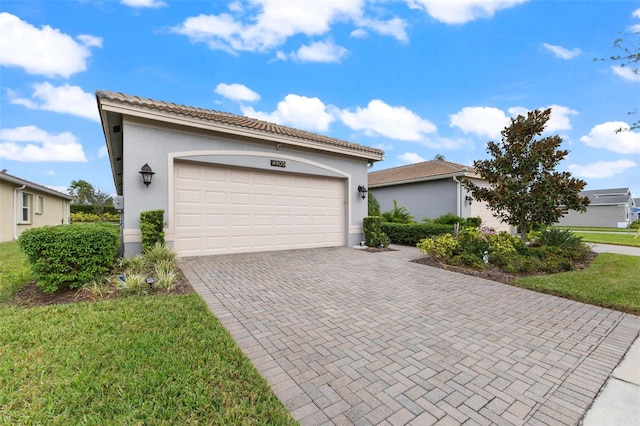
xmin=270 ymin=160 xmax=286 ymax=168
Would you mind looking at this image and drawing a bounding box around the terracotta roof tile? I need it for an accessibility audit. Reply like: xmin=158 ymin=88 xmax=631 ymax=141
xmin=96 ymin=90 xmax=383 ymax=157
xmin=369 ymin=160 xmax=477 ymax=186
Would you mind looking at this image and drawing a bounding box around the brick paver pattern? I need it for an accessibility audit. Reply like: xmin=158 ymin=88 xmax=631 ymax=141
xmin=181 ymin=246 xmax=640 ymax=425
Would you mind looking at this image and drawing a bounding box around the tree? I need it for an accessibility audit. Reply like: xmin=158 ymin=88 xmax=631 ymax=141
xmin=433 ymin=154 xmax=446 ymax=160
xmin=597 ymin=30 xmax=639 ymax=130
xmin=68 ymin=180 xmax=95 ymax=204
xmin=463 ymin=108 xmax=589 ymax=238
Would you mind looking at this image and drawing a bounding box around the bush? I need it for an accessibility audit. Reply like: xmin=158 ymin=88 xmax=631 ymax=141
xmin=116 ymin=244 xmax=180 ymax=294
xmin=18 ymin=223 xmax=120 ymax=293
xmin=381 ymin=200 xmax=414 ymax=223
xmin=432 ymin=213 xmax=464 ymax=225
xmin=363 ymin=216 xmax=391 ymax=248
xmin=71 ymin=203 xmax=118 ymax=216
xmin=140 ymin=210 xmax=165 ymax=252
xmin=71 ymin=211 xmax=119 ymax=222
xmin=417 ymin=234 xmax=459 ymax=261
xmin=381 ymin=222 xmax=453 ymax=245
xmin=532 ymin=228 xmax=585 ymax=249
xmin=630 ymin=220 xmax=639 ymax=229
xmin=464 ymin=217 xmax=482 ymax=228
xmin=487 ymin=231 xmax=523 ymax=256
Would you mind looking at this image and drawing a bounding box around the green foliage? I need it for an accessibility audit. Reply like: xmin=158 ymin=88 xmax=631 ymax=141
xmin=70 ymin=211 xmax=119 ymax=222
xmin=381 ymin=200 xmax=414 ymax=223
xmin=116 ymin=244 xmax=180 ymax=295
xmin=368 ymin=191 xmax=381 ymax=217
xmin=18 ymin=223 xmax=120 ymax=293
xmin=630 ymin=220 xmax=640 ymax=229
xmin=432 ymin=213 xmax=464 ymax=225
xmin=417 ymin=234 xmax=459 ymax=260
xmin=140 ymin=210 xmax=165 ymax=252
xmin=464 ymin=108 xmax=589 ymax=237
xmin=381 ymin=222 xmax=453 ymax=245
xmin=464 ymin=217 xmax=482 ymax=228
xmin=363 ymin=216 xmax=391 ymax=248
xmin=487 ymin=231 xmax=523 ymax=256
xmin=530 ymin=228 xmax=584 ymax=249
xmin=0 ymin=242 xmax=31 ymax=302
xmin=71 ymin=203 xmax=118 ymax=216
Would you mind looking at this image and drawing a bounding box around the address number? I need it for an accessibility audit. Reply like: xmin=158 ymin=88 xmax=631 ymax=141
xmin=271 ymin=160 xmax=286 ymax=168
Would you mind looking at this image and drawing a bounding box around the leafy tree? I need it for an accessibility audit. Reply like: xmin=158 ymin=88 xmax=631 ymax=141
xmin=368 ymin=191 xmax=381 ymax=216
xmin=91 ymin=189 xmax=113 ymax=215
xmin=464 ymin=108 xmax=590 ymax=239
xmin=68 ymin=179 xmax=95 ymax=204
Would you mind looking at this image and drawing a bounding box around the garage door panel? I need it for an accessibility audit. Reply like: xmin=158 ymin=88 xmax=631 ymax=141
xmin=174 ymin=162 xmax=344 ymax=256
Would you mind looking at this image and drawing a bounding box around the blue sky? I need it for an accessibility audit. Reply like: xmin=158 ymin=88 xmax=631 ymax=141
xmin=1 ymin=0 xmax=639 ymax=198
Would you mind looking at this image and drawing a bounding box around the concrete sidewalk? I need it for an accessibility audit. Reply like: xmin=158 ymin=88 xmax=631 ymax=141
xmin=590 ymin=243 xmax=640 ymax=257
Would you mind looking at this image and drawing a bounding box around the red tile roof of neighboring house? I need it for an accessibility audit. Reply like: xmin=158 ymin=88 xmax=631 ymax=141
xmin=368 ymin=159 xmax=478 ymax=186
xmin=96 ymin=90 xmax=384 ymax=158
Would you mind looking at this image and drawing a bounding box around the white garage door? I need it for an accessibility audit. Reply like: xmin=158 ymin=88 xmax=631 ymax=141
xmin=470 ymin=200 xmax=513 ymax=233
xmin=173 ymin=161 xmax=345 ymax=256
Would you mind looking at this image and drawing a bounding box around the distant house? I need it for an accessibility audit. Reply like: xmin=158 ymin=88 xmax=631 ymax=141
xmin=368 ymin=160 xmax=514 ymax=233
xmin=633 ymin=198 xmax=640 ymax=223
xmin=0 ymin=170 xmax=73 ymax=243
xmin=556 ymin=188 xmax=635 ymax=228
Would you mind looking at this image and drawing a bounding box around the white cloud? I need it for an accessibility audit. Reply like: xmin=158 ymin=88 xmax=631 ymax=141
xmin=291 ymin=40 xmax=348 ymax=63
xmin=214 ymin=83 xmax=260 ymax=102
xmin=568 ymin=160 xmax=637 ymax=178
xmin=172 ymin=1 xmax=363 ymax=53
xmin=633 ymin=8 xmax=640 ymax=19
xmin=350 ymin=28 xmax=368 ymax=38
xmin=580 ymin=122 xmax=640 ymax=154
xmin=46 ymin=170 xmax=56 ymax=176
xmin=341 ymin=100 xmax=436 ymax=141
xmin=0 ymin=13 xmax=101 ymax=78
xmin=241 ymin=94 xmax=335 ymax=132
xmin=356 ymin=17 xmax=408 ymax=42
xmin=406 ymin=0 xmax=527 ymax=24
xmin=97 ymin=146 xmax=109 ymax=158
xmin=542 ymin=43 xmax=581 ymax=60
xmin=544 ymin=105 xmax=579 ymax=132
xmin=9 ymin=83 xmax=99 ymax=122
xmin=46 ymin=185 xmax=71 ymax=194
xmin=612 ymin=65 xmax=640 ymax=83
xmin=121 ymin=0 xmax=167 ymax=8
xmin=449 ymin=106 xmax=509 ymax=140
xmin=0 ymin=126 xmax=87 ymax=162
xmin=398 ymin=152 xmax=425 ymax=164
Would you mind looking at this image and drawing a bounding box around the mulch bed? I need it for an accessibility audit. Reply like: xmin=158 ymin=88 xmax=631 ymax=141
xmin=411 ymin=251 xmax=598 ymax=285
xmin=5 ymin=273 xmax=194 ymax=309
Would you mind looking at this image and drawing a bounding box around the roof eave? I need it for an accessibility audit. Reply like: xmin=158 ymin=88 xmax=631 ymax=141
xmin=0 ymin=173 xmax=74 ymax=200
xmin=97 ymin=98 xmax=384 ymax=162
xmin=369 ymin=171 xmax=480 ymax=188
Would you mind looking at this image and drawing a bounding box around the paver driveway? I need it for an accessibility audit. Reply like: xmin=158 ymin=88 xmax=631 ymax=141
xmin=181 ymin=246 xmax=640 ymax=425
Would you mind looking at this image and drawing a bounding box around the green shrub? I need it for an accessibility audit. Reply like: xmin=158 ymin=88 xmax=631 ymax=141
xmin=463 ymin=217 xmax=482 ymax=228
xmin=140 ymin=210 xmax=165 ymax=252
xmin=630 ymin=220 xmax=639 ymax=229
xmin=531 ymin=228 xmax=585 ymax=249
xmin=71 ymin=203 xmax=118 ymax=215
xmin=451 ymin=252 xmax=486 ymax=270
xmin=363 ymin=216 xmax=391 ymax=248
xmin=18 ymin=223 xmax=119 ymax=293
xmin=432 ymin=213 xmax=464 ymax=225
xmin=368 ymin=192 xmax=381 ymax=217
xmin=417 ymin=234 xmax=459 ymax=261
xmin=487 ymin=231 xmax=523 ymax=256
xmin=381 ymin=200 xmax=414 ymax=223
xmin=71 ymin=211 xmax=119 ymax=222
xmin=381 ymin=222 xmax=453 ymax=245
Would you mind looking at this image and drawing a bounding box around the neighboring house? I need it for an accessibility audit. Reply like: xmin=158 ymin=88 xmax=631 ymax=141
xmin=633 ymin=198 xmax=640 ymax=223
xmin=96 ymin=90 xmax=384 ymax=257
xmin=556 ymin=188 xmax=635 ymax=228
xmin=0 ymin=170 xmax=73 ymax=243
xmin=368 ymin=160 xmax=513 ymax=233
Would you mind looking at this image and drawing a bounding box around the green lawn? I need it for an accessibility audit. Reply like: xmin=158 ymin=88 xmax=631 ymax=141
xmin=0 ymin=240 xmax=297 ymax=425
xmin=0 ymin=241 xmax=31 ymax=302
xmin=574 ymin=232 xmax=640 ymax=247
xmin=554 ymin=226 xmax=637 ymax=233
xmin=0 ymin=295 xmax=297 ymax=425
xmin=515 ymin=253 xmax=640 ymax=315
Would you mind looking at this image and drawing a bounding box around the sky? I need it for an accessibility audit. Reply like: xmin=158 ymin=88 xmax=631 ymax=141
xmin=1 ymin=0 xmax=639 ymax=199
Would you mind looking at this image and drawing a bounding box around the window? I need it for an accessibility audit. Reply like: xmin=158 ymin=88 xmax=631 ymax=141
xmin=20 ymin=192 xmax=32 ymax=224
xmin=35 ymin=195 xmax=44 ymax=214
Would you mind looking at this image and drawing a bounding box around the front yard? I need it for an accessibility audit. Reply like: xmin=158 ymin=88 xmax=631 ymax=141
xmin=0 ymin=241 xmax=297 ymax=425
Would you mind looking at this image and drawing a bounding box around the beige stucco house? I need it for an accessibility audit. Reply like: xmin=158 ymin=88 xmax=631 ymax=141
xmin=0 ymin=170 xmax=73 ymax=243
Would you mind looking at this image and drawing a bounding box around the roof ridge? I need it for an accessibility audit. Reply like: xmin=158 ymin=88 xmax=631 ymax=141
xmin=369 ymin=159 xmax=471 ymax=174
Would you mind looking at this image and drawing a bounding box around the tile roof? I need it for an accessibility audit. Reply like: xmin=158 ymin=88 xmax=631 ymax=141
xmin=368 ymin=160 xmax=477 ymax=186
xmin=96 ymin=90 xmax=383 ymax=157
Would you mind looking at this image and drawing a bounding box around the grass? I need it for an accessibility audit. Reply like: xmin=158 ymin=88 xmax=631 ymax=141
xmin=515 ymin=253 xmax=640 ymax=315
xmin=0 ymin=242 xmax=31 ymax=302
xmin=573 ymin=232 xmax=640 ymax=247
xmin=554 ymin=226 xmax=637 ymax=233
xmin=0 ymin=295 xmax=298 ymax=425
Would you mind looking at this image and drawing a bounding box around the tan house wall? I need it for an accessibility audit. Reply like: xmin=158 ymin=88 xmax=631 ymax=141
xmin=0 ymin=179 xmax=71 ymax=243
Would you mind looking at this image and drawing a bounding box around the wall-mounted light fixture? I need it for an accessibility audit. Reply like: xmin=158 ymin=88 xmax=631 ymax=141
xmin=465 ymin=195 xmax=473 ymax=205
xmin=357 ymin=185 xmax=368 ymax=200
xmin=139 ymin=163 xmax=155 ymax=187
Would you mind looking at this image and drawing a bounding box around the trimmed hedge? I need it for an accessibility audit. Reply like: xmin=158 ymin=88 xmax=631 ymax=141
xmin=363 ymin=216 xmax=390 ymax=248
xmin=140 ymin=210 xmax=165 ymax=252
xmin=382 ymin=222 xmax=453 ymax=245
xmin=71 ymin=203 xmax=118 ymax=215
xmin=18 ymin=223 xmax=120 ymax=293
